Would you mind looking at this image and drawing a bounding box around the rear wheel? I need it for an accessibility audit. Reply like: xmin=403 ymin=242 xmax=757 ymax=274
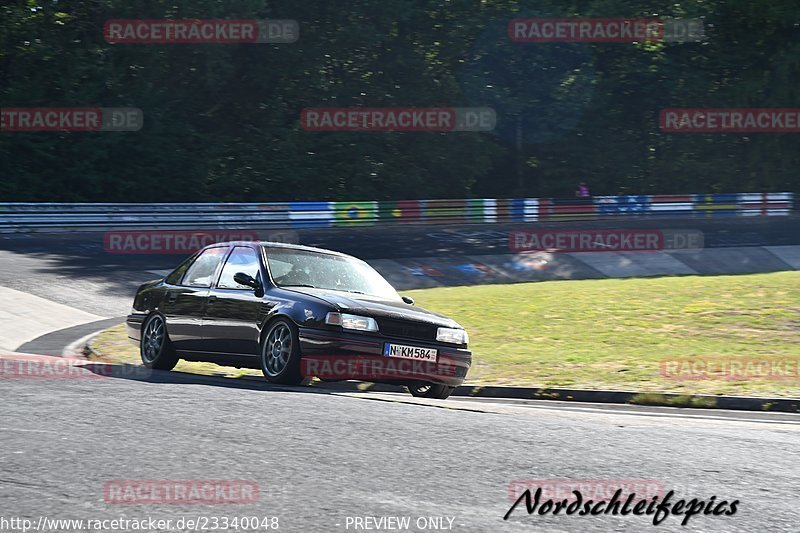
xmin=408 ymin=383 xmax=455 ymax=400
xmin=260 ymin=319 xmax=303 ymax=385
xmin=140 ymin=314 xmax=178 ymax=370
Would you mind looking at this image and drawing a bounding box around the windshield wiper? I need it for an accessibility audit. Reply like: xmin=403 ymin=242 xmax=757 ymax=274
xmin=280 ymin=285 xmax=369 ymax=295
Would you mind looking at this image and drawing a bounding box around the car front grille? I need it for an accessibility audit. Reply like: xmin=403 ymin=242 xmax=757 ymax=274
xmin=377 ymin=318 xmax=438 ymax=342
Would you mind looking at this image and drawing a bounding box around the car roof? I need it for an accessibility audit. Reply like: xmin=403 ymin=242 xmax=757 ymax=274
xmin=203 ymin=240 xmax=352 ymax=258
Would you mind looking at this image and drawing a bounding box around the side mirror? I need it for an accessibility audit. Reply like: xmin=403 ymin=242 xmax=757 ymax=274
xmin=402 ymin=296 xmax=414 ymax=305
xmin=234 ymin=272 xmax=262 ymax=291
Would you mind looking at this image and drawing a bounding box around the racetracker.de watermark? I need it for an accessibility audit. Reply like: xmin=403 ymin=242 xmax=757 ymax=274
xmin=104 ymin=19 xmax=298 ymax=43
xmin=509 ymin=229 xmax=704 ymax=252
xmin=301 ymin=356 xmax=461 ymax=380
xmin=103 ymin=480 xmax=260 ymax=505
xmin=1 ymin=108 xmax=142 ymax=132
xmin=0 ymin=355 xmax=110 ymax=379
xmin=659 ymin=357 xmax=800 ymax=380
xmin=660 ymin=108 xmax=800 ymax=132
xmin=103 ymin=230 xmax=262 ymax=254
xmin=509 ymin=18 xmax=705 ymax=43
xmin=300 ymin=107 xmax=496 ymax=132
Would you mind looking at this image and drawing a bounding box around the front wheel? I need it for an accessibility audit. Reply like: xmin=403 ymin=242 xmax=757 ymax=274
xmin=140 ymin=314 xmax=179 ymax=370
xmin=408 ymin=383 xmax=456 ymax=400
xmin=260 ymin=319 xmax=303 ymax=385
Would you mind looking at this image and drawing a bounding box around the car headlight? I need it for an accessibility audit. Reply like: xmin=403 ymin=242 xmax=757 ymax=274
xmin=325 ymin=312 xmax=379 ymax=332
xmin=436 ymin=327 xmax=468 ymax=345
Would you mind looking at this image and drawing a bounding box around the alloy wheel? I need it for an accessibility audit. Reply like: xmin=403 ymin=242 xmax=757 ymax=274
xmin=142 ymin=316 xmax=165 ymax=363
xmin=263 ymin=323 xmax=292 ymax=377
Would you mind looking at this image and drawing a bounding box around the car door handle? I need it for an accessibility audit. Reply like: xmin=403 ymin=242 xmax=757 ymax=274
xmin=168 ymin=293 xmax=177 ymax=303
xmin=208 ymin=296 xmax=216 ymax=305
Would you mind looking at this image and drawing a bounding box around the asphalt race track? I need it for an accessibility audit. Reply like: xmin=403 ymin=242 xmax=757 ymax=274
xmin=3 ymin=367 xmax=799 ymax=533
xmin=1 ymin=225 xmax=800 ymax=532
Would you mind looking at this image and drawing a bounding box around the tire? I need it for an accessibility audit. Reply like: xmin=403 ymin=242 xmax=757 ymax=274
xmin=260 ymin=318 xmax=303 ymax=385
xmin=408 ymin=383 xmax=456 ymax=400
xmin=140 ymin=313 xmax=179 ymax=370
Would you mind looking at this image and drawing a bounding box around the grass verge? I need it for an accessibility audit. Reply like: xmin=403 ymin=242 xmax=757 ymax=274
xmin=405 ymin=271 xmax=800 ymax=398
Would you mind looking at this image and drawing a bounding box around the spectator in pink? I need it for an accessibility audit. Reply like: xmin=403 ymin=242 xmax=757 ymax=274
xmin=576 ymin=181 xmax=590 ymax=198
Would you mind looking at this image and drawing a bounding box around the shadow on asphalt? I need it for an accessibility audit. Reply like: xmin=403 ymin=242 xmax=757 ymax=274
xmin=78 ymin=361 xmax=404 ymax=396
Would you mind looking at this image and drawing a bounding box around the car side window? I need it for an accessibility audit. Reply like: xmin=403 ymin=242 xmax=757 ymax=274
xmin=181 ymin=247 xmax=227 ymax=288
xmin=217 ymin=247 xmax=262 ymax=289
xmin=165 ymin=255 xmax=196 ymax=285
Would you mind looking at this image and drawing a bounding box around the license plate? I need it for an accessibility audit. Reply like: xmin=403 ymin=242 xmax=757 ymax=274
xmin=384 ymin=343 xmax=438 ymax=362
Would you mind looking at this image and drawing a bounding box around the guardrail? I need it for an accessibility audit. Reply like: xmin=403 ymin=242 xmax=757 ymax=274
xmin=0 ymin=192 xmax=793 ymax=232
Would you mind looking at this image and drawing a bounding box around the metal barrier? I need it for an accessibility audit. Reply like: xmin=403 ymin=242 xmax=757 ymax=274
xmin=0 ymin=192 xmax=793 ymax=233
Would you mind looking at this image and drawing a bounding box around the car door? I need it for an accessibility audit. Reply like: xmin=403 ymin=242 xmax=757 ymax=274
xmin=161 ymin=246 xmax=229 ymax=353
xmin=203 ymin=245 xmax=269 ymax=357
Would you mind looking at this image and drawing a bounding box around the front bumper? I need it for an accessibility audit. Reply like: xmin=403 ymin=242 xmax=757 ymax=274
xmin=298 ymin=327 xmax=472 ymax=387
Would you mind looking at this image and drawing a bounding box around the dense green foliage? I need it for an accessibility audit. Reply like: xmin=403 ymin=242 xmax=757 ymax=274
xmin=1 ymin=0 xmax=798 ymax=201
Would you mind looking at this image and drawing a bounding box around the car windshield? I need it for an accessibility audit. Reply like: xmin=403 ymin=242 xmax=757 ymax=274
xmin=265 ymin=248 xmax=400 ymax=300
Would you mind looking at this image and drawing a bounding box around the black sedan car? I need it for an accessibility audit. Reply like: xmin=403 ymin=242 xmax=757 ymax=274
xmin=127 ymin=242 xmax=471 ymax=399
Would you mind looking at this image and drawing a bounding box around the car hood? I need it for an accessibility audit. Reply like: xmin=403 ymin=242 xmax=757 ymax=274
xmin=281 ymin=287 xmax=462 ymax=328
